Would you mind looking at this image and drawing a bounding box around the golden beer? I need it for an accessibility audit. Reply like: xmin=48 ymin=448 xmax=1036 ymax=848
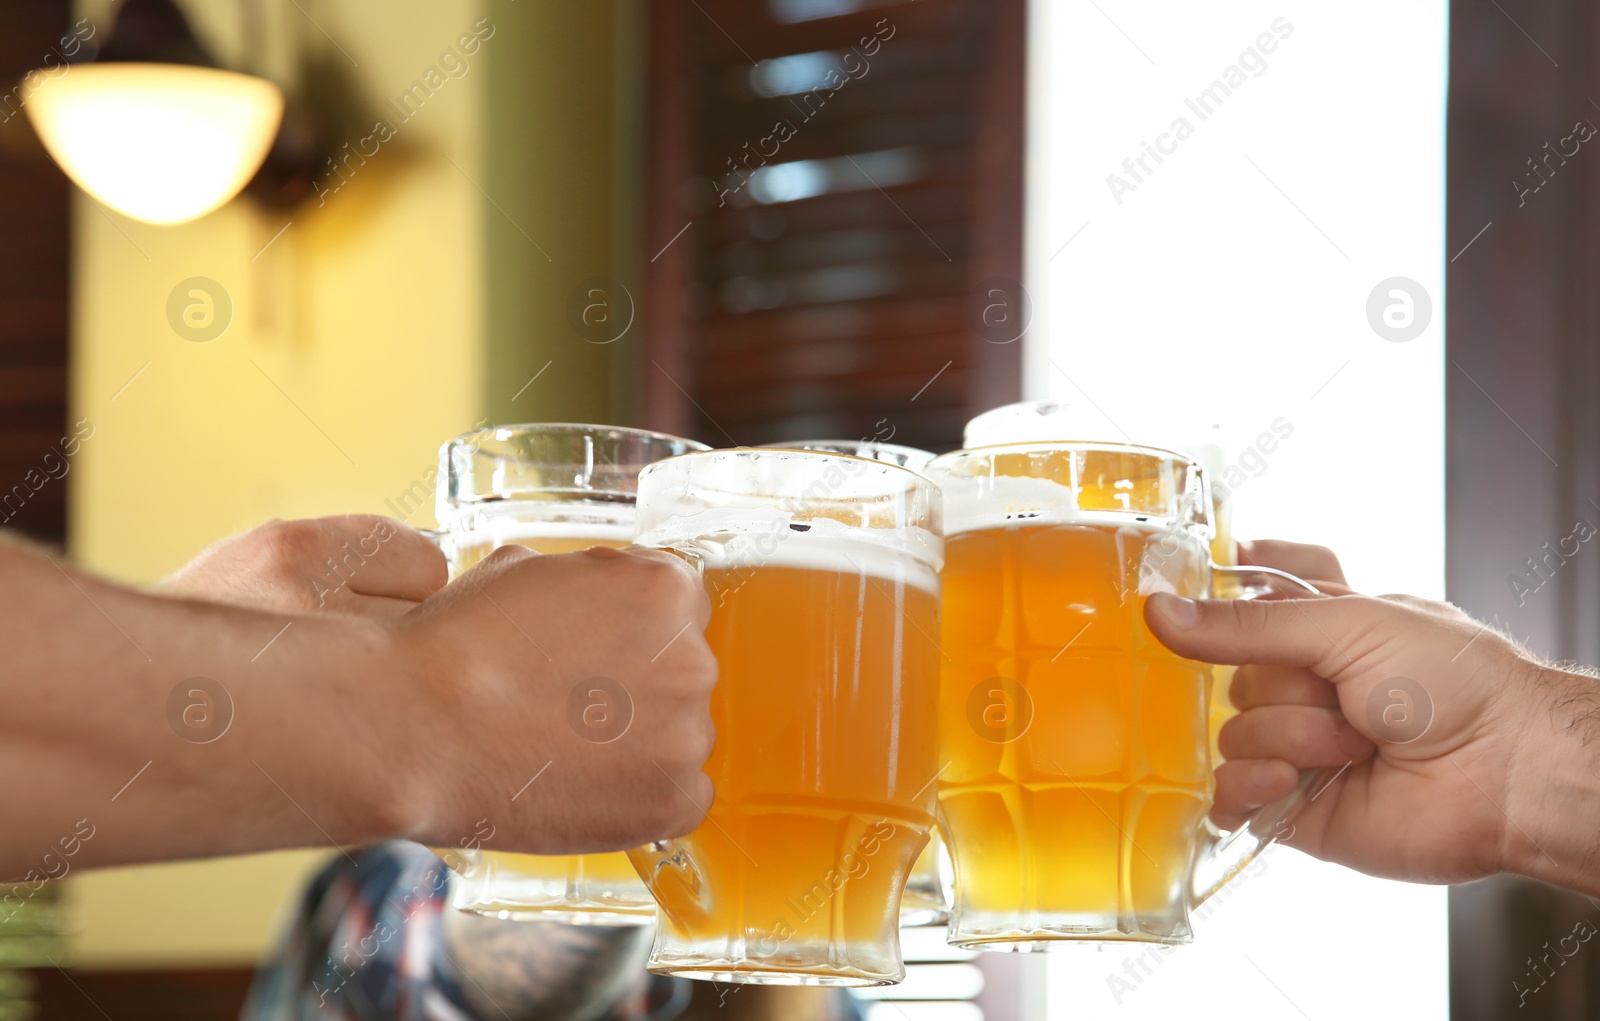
xmin=760 ymin=439 xmax=949 ymax=928
xmin=928 ymin=444 xmax=1219 ymax=946
xmin=630 ymin=448 xmax=943 ymax=985
xmin=436 ymin=423 xmax=705 ymax=924
xmin=962 ymin=407 xmax=1243 ymax=809
xmin=940 ymin=520 xmax=1211 ymax=942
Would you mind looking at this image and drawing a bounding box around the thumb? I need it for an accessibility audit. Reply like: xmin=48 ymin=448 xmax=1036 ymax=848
xmin=1144 ymin=592 xmax=1380 ymax=680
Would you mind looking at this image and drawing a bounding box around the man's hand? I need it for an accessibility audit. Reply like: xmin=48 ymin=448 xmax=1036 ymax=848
xmin=1147 ymin=546 xmax=1600 ymax=896
xmin=392 ymin=545 xmax=718 ymax=856
xmin=0 ymin=533 xmax=714 ymax=877
xmin=160 ymin=515 xmax=446 ymax=617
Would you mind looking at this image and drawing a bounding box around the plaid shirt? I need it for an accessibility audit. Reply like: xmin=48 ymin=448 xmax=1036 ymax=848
xmin=242 ymin=841 xmax=688 ymax=1021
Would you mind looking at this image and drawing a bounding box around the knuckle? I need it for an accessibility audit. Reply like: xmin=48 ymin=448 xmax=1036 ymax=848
xmin=676 ymin=712 xmax=716 ymax=765
xmin=637 ymin=553 xmax=696 ymax=597
xmin=1212 ymin=760 xmax=1252 ymax=800
xmin=684 ymin=641 xmax=718 ymax=693
xmin=619 ymin=558 xmax=704 ymax=622
xmin=643 ymin=785 xmax=694 ymax=835
xmin=256 ymin=519 xmax=329 ymax=573
xmin=414 ymin=540 xmax=450 ymax=586
xmin=1216 ymin=714 xmax=1249 ymax=759
xmin=1280 ymin=708 xmax=1329 ymax=751
xmin=1228 ymin=665 xmax=1256 ymax=707
xmin=657 ymin=809 xmax=697 ymax=840
xmin=655 ymin=733 xmax=696 ymax=774
xmin=1304 ymin=544 xmax=1340 ymax=572
xmin=1222 ymin=596 xmax=1271 ymax=639
xmin=695 ymin=725 xmax=717 ymax=764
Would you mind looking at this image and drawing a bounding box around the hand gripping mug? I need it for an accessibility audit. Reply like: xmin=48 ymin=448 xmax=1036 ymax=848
xmin=627 ymin=448 xmax=944 ymax=985
xmin=924 ymin=441 xmax=1319 ymax=949
xmin=434 ymin=423 xmax=706 ymax=924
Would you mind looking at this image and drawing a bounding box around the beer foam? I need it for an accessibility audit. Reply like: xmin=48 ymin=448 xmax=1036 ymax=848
xmin=636 ymin=512 xmax=941 ymax=595
xmin=935 ymin=473 xmax=1207 ymax=539
xmin=935 ymin=473 xmax=1084 ymax=535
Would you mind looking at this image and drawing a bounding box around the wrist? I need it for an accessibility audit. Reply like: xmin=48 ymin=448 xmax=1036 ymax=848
xmin=270 ymin=614 xmax=444 ymax=849
xmin=148 ymin=602 xmax=440 ymax=857
xmin=0 ymin=544 xmax=445 ymax=872
xmin=1503 ymin=661 xmax=1600 ymax=895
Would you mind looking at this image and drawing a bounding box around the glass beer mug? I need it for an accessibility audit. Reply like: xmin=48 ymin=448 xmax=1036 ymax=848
xmin=758 ymin=439 xmax=937 ymax=472
xmin=964 ymin=406 xmax=1249 ymax=817
xmin=924 ymin=440 xmax=1318 ymax=949
xmin=760 ymin=439 xmax=949 ymax=928
xmin=435 ymin=423 xmax=706 ymax=924
xmin=627 ymin=448 xmax=944 ymax=984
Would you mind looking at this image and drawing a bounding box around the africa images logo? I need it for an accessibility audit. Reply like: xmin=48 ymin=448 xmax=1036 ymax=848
xmin=566 ymin=676 xmax=633 ymax=744
xmin=166 ymin=277 xmax=233 ymax=344
xmin=166 ymin=676 xmax=234 ymax=744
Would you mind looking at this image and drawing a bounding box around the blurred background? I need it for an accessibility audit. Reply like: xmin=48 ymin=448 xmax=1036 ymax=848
xmin=0 ymin=0 xmax=1596 ymax=1019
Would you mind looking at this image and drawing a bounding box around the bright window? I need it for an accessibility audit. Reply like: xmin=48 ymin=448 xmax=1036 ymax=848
xmin=1024 ymin=1 xmax=1449 ymax=1017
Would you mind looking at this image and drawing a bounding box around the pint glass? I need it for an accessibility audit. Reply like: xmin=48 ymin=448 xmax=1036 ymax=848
xmin=760 ymin=439 xmax=948 ymax=928
xmin=629 ymin=448 xmax=944 ymax=984
xmin=436 ymin=423 xmax=705 ymax=924
xmin=925 ymin=441 xmax=1315 ymax=949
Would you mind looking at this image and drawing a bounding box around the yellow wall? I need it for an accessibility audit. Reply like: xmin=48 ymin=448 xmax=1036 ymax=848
xmin=64 ymin=0 xmax=640 ymax=971
xmin=70 ymin=0 xmax=489 ymax=581
xmin=57 ymin=0 xmax=552 ymax=970
xmin=66 ymin=0 xmax=636 ymax=969
xmin=482 ymin=0 xmax=642 ymax=425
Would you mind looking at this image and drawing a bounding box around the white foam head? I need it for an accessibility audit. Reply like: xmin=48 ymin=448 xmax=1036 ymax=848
xmin=926 ymin=443 xmax=1212 ymax=540
xmin=634 ymin=449 xmax=944 ymax=584
xmin=638 ymin=515 xmax=940 ymax=595
xmin=965 ymin=401 xmax=1235 ymax=478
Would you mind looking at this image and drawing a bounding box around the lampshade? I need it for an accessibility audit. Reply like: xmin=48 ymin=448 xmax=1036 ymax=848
xmin=26 ymin=63 xmax=284 ymax=226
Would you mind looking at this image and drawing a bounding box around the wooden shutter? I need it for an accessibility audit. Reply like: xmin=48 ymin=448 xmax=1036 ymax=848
xmin=0 ymin=1 xmax=71 ymax=547
xmin=641 ymin=0 xmax=1023 ymax=452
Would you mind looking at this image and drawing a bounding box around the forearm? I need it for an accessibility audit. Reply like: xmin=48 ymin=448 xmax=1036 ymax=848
xmin=0 ymin=541 xmax=422 ymax=878
xmin=1506 ymin=663 xmax=1600 ymax=897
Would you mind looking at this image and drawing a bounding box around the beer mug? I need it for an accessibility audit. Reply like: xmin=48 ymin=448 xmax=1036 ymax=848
xmin=628 ymin=448 xmax=944 ymax=984
xmin=965 ymin=404 xmax=1246 ymax=766
xmin=760 ymin=439 xmax=948 ymax=928
xmin=924 ymin=441 xmax=1318 ymax=949
xmin=435 ymin=423 xmax=706 ymax=924
xmin=758 ymin=439 xmax=937 ymax=472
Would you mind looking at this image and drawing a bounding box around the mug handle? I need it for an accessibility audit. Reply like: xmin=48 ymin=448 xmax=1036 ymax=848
xmin=1189 ymin=562 xmax=1332 ymax=906
xmin=613 ymin=543 xmax=712 ymax=897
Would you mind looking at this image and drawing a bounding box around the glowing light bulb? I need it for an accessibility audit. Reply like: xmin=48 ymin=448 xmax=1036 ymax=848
xmin=26 ymin=63 xmax=283 ymax=226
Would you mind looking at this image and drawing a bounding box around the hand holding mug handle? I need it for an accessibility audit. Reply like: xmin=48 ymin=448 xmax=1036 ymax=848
xmin=1189 ymin=564 xmax=1330 ymax=906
